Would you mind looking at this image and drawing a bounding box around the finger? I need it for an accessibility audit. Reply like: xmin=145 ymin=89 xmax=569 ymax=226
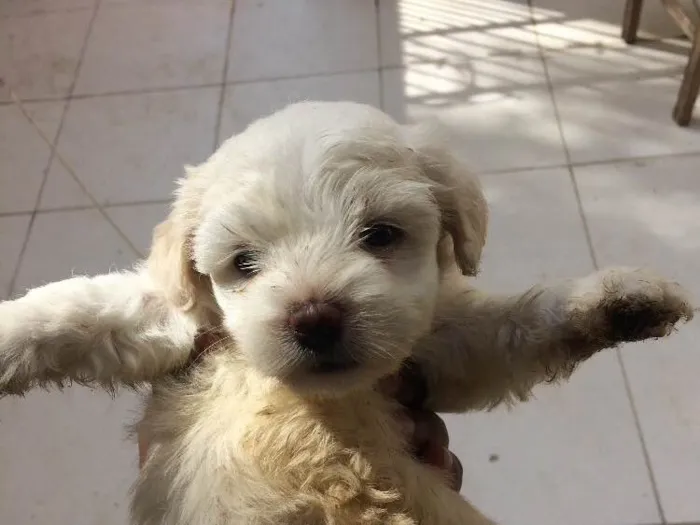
xmin=394 ymin=359 xmax=427 ymax=409
xmin=395 ymin=408 xmax=416 ymax=438
xmin=411 ymin=409 xmax=449 ymax=453
xmin=417 ymin=440 xmax=448 ymax=468
xmin=447 ymin=451 xmax=463 ymax=491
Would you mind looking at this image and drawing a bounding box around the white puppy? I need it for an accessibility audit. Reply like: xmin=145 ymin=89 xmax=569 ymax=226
xmin=0 ymin=101 xmax=694 ymax=525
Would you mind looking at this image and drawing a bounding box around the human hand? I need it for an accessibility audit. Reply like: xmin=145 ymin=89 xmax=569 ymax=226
xmin=379 ymin=360 xmax=463 ymax=491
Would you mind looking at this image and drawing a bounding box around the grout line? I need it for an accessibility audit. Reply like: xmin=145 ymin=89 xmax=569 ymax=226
xmin=0 ymin=199 xmax=174 ymax=219
xmin=563 ymin=148 xmax=700 ymax=169
xmin=474 ymin=148 xmax=700 ymax=177
xmin=86 ymin=198 xmax=174 ymax=209
xmin=527 ymin=1 xmax=669 ymax=523
xmin=71 ymin=82 xmax=224 ymax=101
xmin=374 ymin=0 xmax=385 ymax=111
xmin=615 ymin=347 xmax=670 ymax=525
xmin=213 ymin=0 xmax=237 ymax=150
xmin=224 ymin=67 xmax=383 ymax=86
xmin=377 ymin=69 xmax=386 ymax=112
xmin=0 ymin=83 xmax=224 ymax=106
xmin=0 ymin=68 xmax=378 ymax=107
xmin=477 ymin=162 xmax=570 ymax=176
xmin=0 ymin=5 xmax=94 ymax=21
xmin=0 ymin=68 xmax=384 ymax=107
xmin=0 ymin=210 xmax=33 ymax=219
xmin=7 ymin=0 xmax=144 ymax=297
xmin=0 ymin=95 xmax=66 ymax=106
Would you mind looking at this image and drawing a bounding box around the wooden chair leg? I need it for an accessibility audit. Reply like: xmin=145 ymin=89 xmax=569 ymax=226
xmin=622 ymin=0 xmax=645 ymax=44
xmin=672 ymin=25 xmax=700 ymax=126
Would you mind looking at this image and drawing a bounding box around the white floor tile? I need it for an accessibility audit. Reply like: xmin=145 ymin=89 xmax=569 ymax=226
xmin=379 ymin=0 xmax=540 ymax=68
xmin=474 ymin=168 xmax=593 ymax=292
xmin=218 ymin=71 xmax=380 ymax=142
xmin=449 ymin=353 xmax=660 ymax=525
xmin=0 ymin=215 xmax=31 ymax=299
xmin=547 ymin=49 xmax=700 ymax=163
xmin=74 ymin=1 xmax=230 ymax=95
xmin=576 ymin=156 xmax=700 ymax=522
xmin=575 ymin=156 xmax=700 ymax=281
xmin=446 ymin=169 xmax=660 ymax=525
xmin=0 ymin=387 xmax=140 ymax=525
xmin=382 ymin=59 xmax=568 ymax=173
xmin=38 ymin=160 xmax=93 ymax=210
xmin=0 ymin=10 xmax=93 ymax=101
xmin=106 ymin=203 xmax=171 ymax=255
xmin=39 ymin=89 xmax=218 ymax=209
xmin=0 ymin=102 xmax=64 ymax=213
xmin=13 ymin=208 xmax=138 ymax=293
xmin=228 ymin=0 xmax=378 ymax=82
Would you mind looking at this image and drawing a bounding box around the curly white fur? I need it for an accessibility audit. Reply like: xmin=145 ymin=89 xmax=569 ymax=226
xmin=0 ymin=102 xmax=694 ymax=525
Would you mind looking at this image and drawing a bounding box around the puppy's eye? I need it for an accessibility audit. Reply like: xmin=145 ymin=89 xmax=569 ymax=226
xmin=360 ymin=224 xmax=404 ymax=250
xmin=233 ymin=251 xmax=259 ymax=277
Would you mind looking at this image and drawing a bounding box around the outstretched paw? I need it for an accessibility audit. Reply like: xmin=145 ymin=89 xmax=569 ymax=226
xmin=569 ymin=267 xmax=694 ymax=347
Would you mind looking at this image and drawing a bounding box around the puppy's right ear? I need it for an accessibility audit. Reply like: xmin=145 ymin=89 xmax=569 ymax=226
xmin=146 ymin=166 xmax=211 ymax=313
xmin=402 ymin=122 xmax=488 ymax=276
xmin=147 ymin=217 xmax=200 ymax=311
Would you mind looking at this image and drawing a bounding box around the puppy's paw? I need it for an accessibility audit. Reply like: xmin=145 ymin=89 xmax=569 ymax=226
xmin=0 ymin=305 xmax=36 ymax=395
xmin=568 ymin=267 xmax=694 ymax=348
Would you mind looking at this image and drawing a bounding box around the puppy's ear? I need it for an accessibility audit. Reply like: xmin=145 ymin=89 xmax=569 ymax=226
xmin=403 ymin=123 xmax=488 ymax=276
xmin=147 ymin=217 xmax=200 ymax=310
xmin=146 ymin=166 xmax=211 ymax=313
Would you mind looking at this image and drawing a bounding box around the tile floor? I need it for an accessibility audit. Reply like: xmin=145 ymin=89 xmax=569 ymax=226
xmin=1 ymin=1 xmax=699 ymax=524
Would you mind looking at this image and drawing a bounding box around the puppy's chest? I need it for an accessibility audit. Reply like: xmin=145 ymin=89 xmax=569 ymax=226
xmin=148 ymin=366 xmax=443 ymax=524
xmin=237 ymin=392 xmax=424 ymax=524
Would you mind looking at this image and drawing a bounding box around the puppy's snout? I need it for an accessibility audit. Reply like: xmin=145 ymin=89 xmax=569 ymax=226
xmin=289 ymin=301 xmax=343 ymax=352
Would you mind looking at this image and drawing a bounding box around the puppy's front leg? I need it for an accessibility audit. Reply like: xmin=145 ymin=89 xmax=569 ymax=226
xmin=413 ymin=267 xmax=694 ymax=412
xmin=0 ymin=272 xmax=198 ymax=395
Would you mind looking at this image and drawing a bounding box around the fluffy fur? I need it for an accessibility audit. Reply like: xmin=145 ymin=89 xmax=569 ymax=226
xmin=0 ymin=101 xmax=694 ymax=525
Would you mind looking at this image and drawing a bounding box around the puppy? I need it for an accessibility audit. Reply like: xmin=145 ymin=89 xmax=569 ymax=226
xmin=0 ymin=101 xmax=694 ymax=525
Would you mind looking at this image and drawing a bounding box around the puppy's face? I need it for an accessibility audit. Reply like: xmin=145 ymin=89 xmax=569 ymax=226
xmin=156 ymin=102 xmax=487 ymax=396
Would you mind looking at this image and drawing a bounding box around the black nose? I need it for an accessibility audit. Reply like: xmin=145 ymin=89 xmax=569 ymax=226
xmin=289 ymin=301 xmax=343 ymax=352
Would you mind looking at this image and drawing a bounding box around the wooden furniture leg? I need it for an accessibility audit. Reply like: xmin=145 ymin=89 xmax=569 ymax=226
xmin=622 ymin=0 xmax=645 ymax=43
xmin=673 ymin=23 xmax=700 ymax=126
xmin=622 ymin=0 xmax=699 ymax=125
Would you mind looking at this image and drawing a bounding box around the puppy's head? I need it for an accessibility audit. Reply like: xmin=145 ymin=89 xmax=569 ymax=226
xmin=148 ymin=102 xmax=487 ymax=396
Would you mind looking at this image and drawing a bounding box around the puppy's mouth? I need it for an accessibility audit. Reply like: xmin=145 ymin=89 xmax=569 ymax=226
xmin=306 ymin=352 xmax=358 ymax=375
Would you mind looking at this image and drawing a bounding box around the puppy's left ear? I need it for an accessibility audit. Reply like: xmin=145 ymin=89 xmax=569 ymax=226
xmin=403 ymin=123 xmax=488 ymax=276
xmin=432 ymin=166 xmax=488 ymax=276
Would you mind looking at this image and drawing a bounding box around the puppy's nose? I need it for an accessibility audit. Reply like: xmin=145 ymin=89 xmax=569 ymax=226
xmin=289 ymin=301 xmax=343 ymax=352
